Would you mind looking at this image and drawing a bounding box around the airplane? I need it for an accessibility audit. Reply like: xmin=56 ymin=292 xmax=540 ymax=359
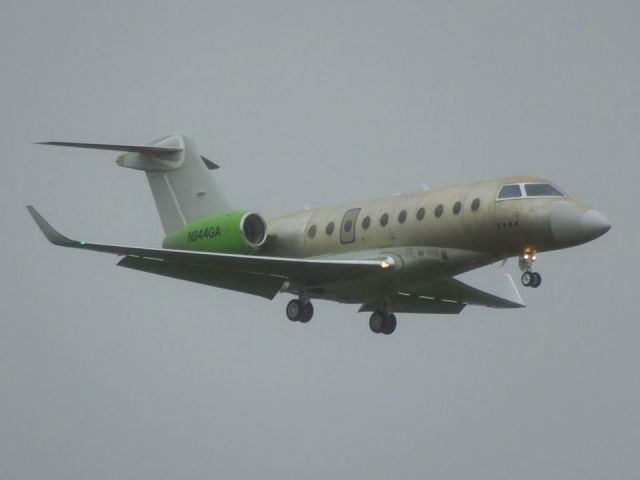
xmin=27 ymin=133 xmax=611 ymax=335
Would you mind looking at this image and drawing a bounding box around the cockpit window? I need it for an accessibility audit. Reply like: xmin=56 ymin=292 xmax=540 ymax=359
xmin=524 ymin=183 xmax=565 ymax=197
xmin=498 ymin=184 xmax=522 ymax=199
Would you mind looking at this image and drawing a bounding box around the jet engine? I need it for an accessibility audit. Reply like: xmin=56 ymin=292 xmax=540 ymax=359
xmin=162 ymin=210 xmax=267 ymax=254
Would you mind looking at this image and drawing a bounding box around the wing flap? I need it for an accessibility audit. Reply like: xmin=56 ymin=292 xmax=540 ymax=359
xmin=360 ymin=296 xmax=465 ymax=314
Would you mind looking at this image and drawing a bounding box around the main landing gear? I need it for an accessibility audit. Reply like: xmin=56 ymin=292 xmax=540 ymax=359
xmin=519 ymin=250 xmax=542 ymax=288
xmin=286 ymin=299 xmax=397 ymax=335
xmin=286 ymin=299 xmax=314 ymax=323
xmin=369 ymin=311 xmax=397 ymax=335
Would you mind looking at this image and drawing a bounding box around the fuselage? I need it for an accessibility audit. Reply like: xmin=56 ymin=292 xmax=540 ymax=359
xmin=264 ymin=176 xmax=611 ymax=260
xmin=32 ymin=133 xmax=615 ymax=328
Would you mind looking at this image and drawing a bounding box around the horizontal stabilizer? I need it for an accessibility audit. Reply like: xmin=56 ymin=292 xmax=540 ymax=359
xmin=36 ymin=141 xmax=183 ymax=155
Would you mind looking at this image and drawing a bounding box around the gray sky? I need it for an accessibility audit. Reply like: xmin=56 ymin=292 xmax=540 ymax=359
xmin=2 ymin=1 xmax=639 ymax=479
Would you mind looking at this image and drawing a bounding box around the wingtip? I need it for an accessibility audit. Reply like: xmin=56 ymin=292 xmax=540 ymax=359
xmin=26 ymin=205 xmax=78 ymax=247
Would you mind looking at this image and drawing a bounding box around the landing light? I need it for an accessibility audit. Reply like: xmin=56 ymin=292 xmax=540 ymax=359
xmin=523 ymin=253 xmax=530 ymax=260
xmin=380 ymin=257 xmax=395 ymax=269
xmin=532 ymin=254 xmax=537 ymax=261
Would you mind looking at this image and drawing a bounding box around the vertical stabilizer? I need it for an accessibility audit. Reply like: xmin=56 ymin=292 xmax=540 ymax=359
xmin=37 ymin=133 xmax=231 ymax=235
xmin=116 ymin=133 xmax=231 ymax=235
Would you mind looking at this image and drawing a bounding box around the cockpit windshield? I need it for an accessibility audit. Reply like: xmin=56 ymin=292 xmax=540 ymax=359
xmin=497 ymin=182 xmax=566 ymax=200
xmin=498 ymin=184 xmax=522 ymax=199
xmin=524 ymin=183 xmax=565 ymax=197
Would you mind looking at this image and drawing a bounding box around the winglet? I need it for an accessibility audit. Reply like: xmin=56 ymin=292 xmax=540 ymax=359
xmin=26 ymin=206 xmax=81 ymax=247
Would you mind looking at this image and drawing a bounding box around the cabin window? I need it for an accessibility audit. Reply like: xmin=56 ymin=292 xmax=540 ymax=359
xmin=362 ymin=216 xmax=371 ymax=229
xmin=524 ymin=183 xmax=564 ymax=197
xmin=453 ymin=202 xmax=462 ymax=214
xmin=471 ymin=198 xmax=480 ymax=211
xmin=380 ymin=213 xmax=389 ymax=226
xmin=398 ymin=210 xmax=407 ymax=223
xmin=434 ymin=204 xmax=444 ymax=218
xmin=325 ymin=222 xmax=334 ymax=235
xmin=344 ymin=220 xmax=353 ymax=232
xmin=416 ymin=207 xmax=425 ymax=220
xmin=307 ymin=225 xmax=317 ymax=238
xmin=498 ymin=184 xmax=522 ymax=199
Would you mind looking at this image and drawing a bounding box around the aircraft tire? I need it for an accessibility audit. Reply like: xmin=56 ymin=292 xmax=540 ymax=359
xmin=286 ymin=299 xmax=304 ymax=321
xmin=531 ymin=272 xmax=542 ymax=288
xmin=382 ymin=313 xmax=397 ymax=335
xmin=521 ymin=271 xmax=533 ymax=287
xmin=369 ymin=311 xmax=385 ymax=333
xmin=299 ymin=302 xmax=314 ymax=323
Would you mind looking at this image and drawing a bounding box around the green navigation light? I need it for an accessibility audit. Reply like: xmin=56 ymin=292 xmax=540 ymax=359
xmin=80 ymin=240 xmax=86 ymax=245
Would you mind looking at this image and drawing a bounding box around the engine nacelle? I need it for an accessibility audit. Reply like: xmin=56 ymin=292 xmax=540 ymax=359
xmin=162 ymin=210 xmax=267 ymax=254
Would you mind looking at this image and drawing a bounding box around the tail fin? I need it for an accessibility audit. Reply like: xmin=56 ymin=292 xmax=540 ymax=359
xmin=37 ymin=133 xmax=231 ymax=235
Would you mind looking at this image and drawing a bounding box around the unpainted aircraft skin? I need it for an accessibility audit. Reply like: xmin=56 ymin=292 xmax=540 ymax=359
xmin=28 ymin=133 xmax=611 ymax=335
xmin=266 ymin=176 xmax=600 ymax=259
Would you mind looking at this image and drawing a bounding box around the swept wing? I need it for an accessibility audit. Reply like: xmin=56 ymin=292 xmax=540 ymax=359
xmin=27 ymin=206 xmax=394 ymax=299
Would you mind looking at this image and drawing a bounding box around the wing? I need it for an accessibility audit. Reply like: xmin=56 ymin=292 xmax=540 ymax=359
xmin=27 ymin=206 xmax=395 ymax=299
xmin=359 ymin=266 xmax=525 ymax=314
xmin=415 ymin=276 xmax=525 ymax=309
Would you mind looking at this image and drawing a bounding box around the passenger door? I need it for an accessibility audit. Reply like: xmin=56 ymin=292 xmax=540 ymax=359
xmin=340 ymin=208 xmax=361 ymax=244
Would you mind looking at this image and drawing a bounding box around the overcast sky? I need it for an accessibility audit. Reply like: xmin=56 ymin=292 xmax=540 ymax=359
xmin=2 ymin=1 xmax=639 ymax=479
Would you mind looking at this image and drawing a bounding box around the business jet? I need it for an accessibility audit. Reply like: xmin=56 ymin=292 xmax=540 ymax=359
xmin=28 ymin=133 xmax=611 ymax=334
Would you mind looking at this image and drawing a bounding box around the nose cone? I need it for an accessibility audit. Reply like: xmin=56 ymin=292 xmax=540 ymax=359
xmin=581 ymin=209 xmax=611 ymax=239
xmin=550 ymin=201 xmax=611 ymax=244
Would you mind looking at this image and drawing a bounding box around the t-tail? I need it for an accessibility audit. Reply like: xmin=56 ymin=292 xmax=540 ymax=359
xmin=37 ymin=133 xmax=231 ymax=235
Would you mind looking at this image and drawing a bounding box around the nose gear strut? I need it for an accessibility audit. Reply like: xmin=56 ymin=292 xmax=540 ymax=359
xmin=519 ymin=249 xmax=542 ymax=288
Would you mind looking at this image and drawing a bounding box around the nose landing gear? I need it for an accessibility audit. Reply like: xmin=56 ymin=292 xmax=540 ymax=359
xmin=519 ymin=250 xmax=542 ymax=288
xmin=521 ymin=270 xmax=542 ymax=288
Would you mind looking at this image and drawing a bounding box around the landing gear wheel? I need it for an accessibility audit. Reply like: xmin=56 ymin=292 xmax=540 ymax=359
xmin=286 ymin=299 xmax=303 ymax=321
xmin=521 ymin=271 xmax=534 ymax=287
xmin=286 ymin=299 xmax=314 ymax=322
xmin=369 ymin=311 xmax=397 ymax=335
xmin=299 ymin=302 xmax=314 ymax=323
xmin=369 ymin=312 xmax=385 ymax=333
xmin=382 ymin=313 xmax=397 ymax=335
xmin=531 ymin=272 xmax=542 ymax=288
